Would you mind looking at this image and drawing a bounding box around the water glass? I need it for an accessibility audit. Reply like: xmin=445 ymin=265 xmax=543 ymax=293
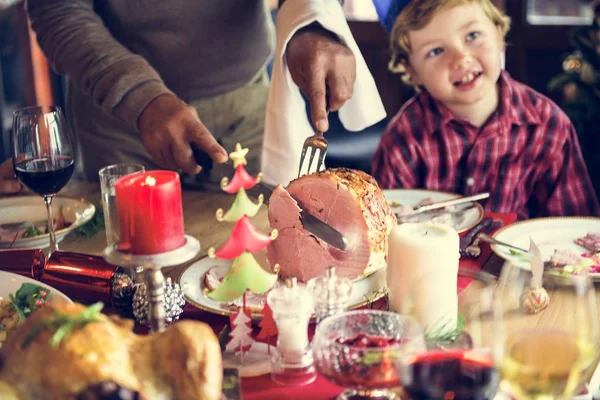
xmin=99 ymin=163 xmax=145 ymax=246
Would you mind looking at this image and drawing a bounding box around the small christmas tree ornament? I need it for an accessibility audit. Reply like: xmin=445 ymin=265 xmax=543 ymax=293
xmin=267 ymin=278 xmax=317 ymax=386
xmin=256 ymin=301 xmax=278 ymax=354
xmin=132 ymin=278 xmax=186 ymax=325
xmin=520 ymin=239 xmax=550 ymax=314
xmin=207 ymin=143 xmax=280 ymax=377
xmin=226 ymin=297 xmax=255 ymax=361
xmin=204 ymin=143 xmax=279 ymax=303
xmin=307 ymin=266 xmax=352 ymax=325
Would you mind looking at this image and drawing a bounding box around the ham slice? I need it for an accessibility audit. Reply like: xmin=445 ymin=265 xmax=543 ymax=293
xmin=267 ymin=168 xmax=396 ymax=282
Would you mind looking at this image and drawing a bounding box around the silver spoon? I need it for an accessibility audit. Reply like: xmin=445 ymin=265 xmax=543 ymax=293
xmin=478 ymin=233 xmax=528 ymax=253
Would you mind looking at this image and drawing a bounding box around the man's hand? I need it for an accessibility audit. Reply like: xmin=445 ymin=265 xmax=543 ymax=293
xmin=137 ymin=94 xmax=228 ymax=175
xmin=0 ymin=159 xmax=22 ymax=195
xmin=286 ymin=24 xmax=356 ymax=132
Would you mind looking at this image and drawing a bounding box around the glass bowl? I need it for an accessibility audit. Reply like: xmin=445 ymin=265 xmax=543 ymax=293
xmin=311 ymin=310 xmax=425 ymax=399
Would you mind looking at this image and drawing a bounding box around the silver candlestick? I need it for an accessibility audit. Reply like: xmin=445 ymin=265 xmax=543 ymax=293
xmin=103 ymin=235 xmax=200 ymax=332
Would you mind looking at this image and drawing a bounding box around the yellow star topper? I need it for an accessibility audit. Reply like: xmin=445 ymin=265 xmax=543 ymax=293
xmin=229 ymin=143 xmax=249 ymax=167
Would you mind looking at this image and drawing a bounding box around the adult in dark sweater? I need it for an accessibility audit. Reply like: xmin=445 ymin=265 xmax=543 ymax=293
xmin=25 ymin=0 xmax=356 ymax=181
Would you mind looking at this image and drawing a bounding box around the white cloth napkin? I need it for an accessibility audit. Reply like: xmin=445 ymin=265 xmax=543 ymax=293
xmin=261 ymin=0 xmax=387 ymax=186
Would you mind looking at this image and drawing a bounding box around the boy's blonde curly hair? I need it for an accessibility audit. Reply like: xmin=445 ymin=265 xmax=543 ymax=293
xmin=389 ymin=0 xmax=511 ymax=86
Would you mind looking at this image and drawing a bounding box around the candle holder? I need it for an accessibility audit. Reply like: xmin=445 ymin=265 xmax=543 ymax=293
xmin=103 ymin=235 xmax=200 ymax=332
xmin=267 ymin=278 xmax=317 ymax=386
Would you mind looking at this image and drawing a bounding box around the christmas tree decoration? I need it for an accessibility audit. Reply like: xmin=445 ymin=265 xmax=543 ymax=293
xmin=205 ymin=143 xmax=279 ymax=303
xmin=226 ymin=296 xmax=255 ymax=357
xmin=256 ymin=301 xmax=278 ymax=353
xmin=209 ymin=216 xmax=278 ymax=259
xmin=216 ymin=188 xmax=263 ymax=222
xmin=549 ymin=2 xmax=600 ymax=196
xmin=132 ymin=277 xmax=186 ymax=325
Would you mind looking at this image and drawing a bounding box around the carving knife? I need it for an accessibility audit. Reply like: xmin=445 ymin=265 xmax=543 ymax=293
xmin=251 ymin=182 xmax=349 ymax=252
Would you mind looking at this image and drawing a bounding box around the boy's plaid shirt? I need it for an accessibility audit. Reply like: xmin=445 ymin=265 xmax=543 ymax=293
xmin=372 ymin=72 xmax=599 ymax=219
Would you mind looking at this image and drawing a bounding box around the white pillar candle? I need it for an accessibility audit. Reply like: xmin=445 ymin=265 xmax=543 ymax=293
xmin=387 ymin=222 xmax=460 ymax=337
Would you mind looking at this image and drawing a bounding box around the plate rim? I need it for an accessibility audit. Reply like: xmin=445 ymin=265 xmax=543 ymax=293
xmin=382 ymin=188 xmax=485 ymax=233
xmin=0 ymin=270 xmax=73 ymax=304
xmin=0 ymin=195 xmax=96 ymax=245
xmin=177 ymin=257 xmax=387 ymax=320
xmin=491 ymin=216 xmax=600 ymax=269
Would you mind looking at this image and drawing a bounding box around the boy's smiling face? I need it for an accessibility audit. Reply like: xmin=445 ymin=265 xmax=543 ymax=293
xmin=406 ymin=2 xmax=504 ymax=121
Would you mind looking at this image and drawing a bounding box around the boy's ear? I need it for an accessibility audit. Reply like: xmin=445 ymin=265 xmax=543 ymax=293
xmin=496 ymin=24 xmax=505 ymax=51
xmin=404 ymin=62 xmax=423 ymax=86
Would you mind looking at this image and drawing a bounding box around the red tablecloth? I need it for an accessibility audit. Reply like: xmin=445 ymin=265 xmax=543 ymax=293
xmin=180 ymin=212 xmax=517 ymax=400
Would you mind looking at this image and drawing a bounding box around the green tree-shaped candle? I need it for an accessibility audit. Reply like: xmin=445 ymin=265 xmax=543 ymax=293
xmin=205 ymin=143 xmax=279 ymax=302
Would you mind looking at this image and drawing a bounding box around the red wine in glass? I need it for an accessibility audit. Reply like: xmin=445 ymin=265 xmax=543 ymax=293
xmin=402 ymin=350 xmax=500 ymax=400
xmin=12 ymin=105 xmax=74 ymax=254
xmin=15 ymin=156 xmax=74 ymax=196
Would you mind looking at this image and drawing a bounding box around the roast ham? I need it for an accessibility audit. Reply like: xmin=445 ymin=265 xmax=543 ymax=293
xmin=267 ymin=168 xmax=396 ymax=282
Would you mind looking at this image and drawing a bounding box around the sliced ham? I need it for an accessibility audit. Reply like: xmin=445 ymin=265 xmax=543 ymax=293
xmin=267 ymin=168 xmax=396 ymax=282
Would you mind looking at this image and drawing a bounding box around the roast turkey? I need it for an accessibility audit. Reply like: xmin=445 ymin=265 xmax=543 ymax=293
xmin=267 ymin=168 xmax=396 ymax=282
xmin=0 ymin=302 xmax=222 ymax=400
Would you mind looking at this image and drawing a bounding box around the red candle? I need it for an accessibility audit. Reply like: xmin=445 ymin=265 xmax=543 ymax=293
xmin=115 ymin=171 xmax=186 ymax=255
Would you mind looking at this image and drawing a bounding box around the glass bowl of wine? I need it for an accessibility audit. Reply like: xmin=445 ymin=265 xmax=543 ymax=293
xmin=400 ymin=269 xmax=500 ymax=400
xmin=311 ymin=310 xmax=425 ymax=400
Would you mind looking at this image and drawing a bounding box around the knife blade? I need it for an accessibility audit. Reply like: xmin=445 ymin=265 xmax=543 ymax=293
xmin=194 ymin=143 xmax=349 ymax=252
xmin=251 ymin=182 xmax=349 ymax=251
xmin=413 ymin=192 xmax=490 ymax=214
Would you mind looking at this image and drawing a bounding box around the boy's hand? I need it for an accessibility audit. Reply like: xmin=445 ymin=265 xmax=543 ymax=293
xmin=137 ymin=94 xmax=229 ymax=175
xmin=0 ymin=159 xmax=22 ymax=195
xmin=286 ymin=24 xmax=356 ymax=132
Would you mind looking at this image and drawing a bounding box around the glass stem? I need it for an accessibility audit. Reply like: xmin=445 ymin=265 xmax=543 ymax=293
xmin=44 ymin=195 xmax=58 ymax=255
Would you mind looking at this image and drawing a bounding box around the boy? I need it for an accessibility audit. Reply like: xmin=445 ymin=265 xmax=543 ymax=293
xmin=372 ymin=0 xmax=599 ymax=219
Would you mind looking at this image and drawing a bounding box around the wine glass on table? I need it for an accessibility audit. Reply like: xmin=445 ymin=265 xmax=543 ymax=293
xmin=400 ymin=269 xmax=500 ymax=400
xmin=494 ymin=264 xmax=598 ymax=400
xmin=12 ymin=106 xmax=75 ymax=254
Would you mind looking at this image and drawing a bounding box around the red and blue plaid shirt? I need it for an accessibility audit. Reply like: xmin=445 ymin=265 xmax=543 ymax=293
xmin=372 ymin=72 xmax=599 ymax=219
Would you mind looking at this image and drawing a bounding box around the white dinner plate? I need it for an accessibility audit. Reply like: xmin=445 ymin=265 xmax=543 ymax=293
xmin=491 ymin=217 xmax=600 ymax=275
xmin=0 ymin=270 xmax=72 ymax=304
xmin=179 ymin=256 xmax=387 ymax=320
xmin=0 ymin=196 xmax=95 ymax=249
xmin=383 ymin=189 xmax=484 ymax=233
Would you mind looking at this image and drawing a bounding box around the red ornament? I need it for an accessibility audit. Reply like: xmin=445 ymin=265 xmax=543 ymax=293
xmin=256 ymin=301 xmax=278 ymax=353
xmin=213 ymin=216 xmax=276 ymax=259
xmin=222 ymin=165 xmax=261 ymax=194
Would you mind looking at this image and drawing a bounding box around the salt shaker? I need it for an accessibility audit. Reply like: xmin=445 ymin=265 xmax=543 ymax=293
xmin=307 ymin=267 xmax=352 ymax=325
xmin=267 ymin=278 xmax=316 ymax=386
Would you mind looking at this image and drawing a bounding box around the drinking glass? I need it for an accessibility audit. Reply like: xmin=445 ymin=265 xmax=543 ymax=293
xmin=12 ymin=106 xmax=74 ymax=254
xmin=400 ymin=269 xmax=500 ymax=400
xmin=494 ymin=265 xmax=598 ymax=400
xmin=99 ymin=163 xmax=145 ymax=246
xmin=312 ymin=310 xmax=426 ymax=400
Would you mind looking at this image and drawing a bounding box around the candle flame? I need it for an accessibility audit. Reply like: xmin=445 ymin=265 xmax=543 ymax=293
xmin=143 ymin=176 xmax=157 ymax=186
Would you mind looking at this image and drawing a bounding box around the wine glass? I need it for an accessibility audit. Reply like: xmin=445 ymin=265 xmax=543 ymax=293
xmin=312 ymin=310 xmax=426 ymax=400
xmin=400 ymin=269 xmax=500 ymax=400
xmin=12 ymin=106 xmax=75 ymax=254
xmin=494 ymin=264 xmax=598 ymax=399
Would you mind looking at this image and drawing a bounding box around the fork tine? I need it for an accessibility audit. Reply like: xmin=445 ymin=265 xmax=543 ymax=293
xmin=307 ymin=147 xmax=319 ymax=175
xmin=317 ymin=149 xmax=326 ymax=171
xmin=298 ymin=145 xmax=309 ymax=177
